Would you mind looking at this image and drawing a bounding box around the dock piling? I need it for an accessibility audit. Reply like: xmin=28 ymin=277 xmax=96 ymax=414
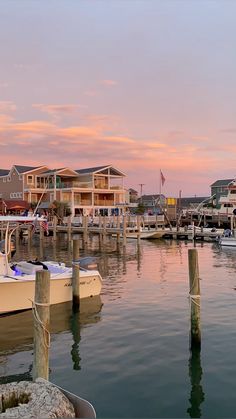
xmin=188 ymin=248 xmax=201 ymax=349
xmin=72 ymin=239 xmax=80 ymax=310
xmin=33 ymin=270 xmax=50 ymax=381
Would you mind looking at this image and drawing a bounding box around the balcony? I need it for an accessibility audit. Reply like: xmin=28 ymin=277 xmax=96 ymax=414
xmin=48 ymin=181 xmax=93 ymax=189
xmin=94 ymin=200 xmax=115 ymax=206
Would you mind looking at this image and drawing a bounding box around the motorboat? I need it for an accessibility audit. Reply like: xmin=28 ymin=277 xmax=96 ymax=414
xmin=0 ymin=216 xmax=102 ymax=314
xmin=219 ymin=237 xmax=236 ymax=247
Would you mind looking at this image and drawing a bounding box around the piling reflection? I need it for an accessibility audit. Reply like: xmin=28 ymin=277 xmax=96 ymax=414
xmin=187 ymin=346 xmax=205 ymax=418
xmin=0 ymin=296 xmax=103 ymax=356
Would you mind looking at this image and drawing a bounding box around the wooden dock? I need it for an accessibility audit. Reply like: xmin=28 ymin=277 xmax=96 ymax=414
xmin=0 ymin=215 xmax=223 ymax=246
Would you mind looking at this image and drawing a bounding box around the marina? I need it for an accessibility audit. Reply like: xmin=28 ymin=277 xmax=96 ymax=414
xmin=1 ymin=234 xmax=236 ymax=417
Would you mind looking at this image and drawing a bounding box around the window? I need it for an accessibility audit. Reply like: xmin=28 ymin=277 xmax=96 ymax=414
xmin=7 ymin=176 xmax=11 ymax=182
xmin=27 ymin=175 xmax=34 ymax=184
xmin=3 ymin=178 xmax=6 ymax=183
xmin=19 ymin=175 xmax=22 ymax=180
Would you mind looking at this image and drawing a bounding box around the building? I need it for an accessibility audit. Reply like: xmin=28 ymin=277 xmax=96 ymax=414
xmin=139 ymin=194 xmax=166 ymax=214
xmin=0 ymin=164 xmax=127 ymax=216
xmin=128 ymin=188 xmax=139 ymax=203
xmin=210 ymin=179 xmax=234 ymax=207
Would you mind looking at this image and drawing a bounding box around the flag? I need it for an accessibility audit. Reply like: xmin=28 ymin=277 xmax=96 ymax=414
xmin=160 ymin=170 xmax=166 ymax=186
xmin=41 ymin=219 xmax=49 ymax=236
xmin=31 ymin=219 xmax=37 ymax=235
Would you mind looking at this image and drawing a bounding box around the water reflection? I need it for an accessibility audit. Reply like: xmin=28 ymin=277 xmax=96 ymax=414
xmin=187 ymin=346 xmax=205 ymax=418
xmin=0 ymin=296 xmax=103 ymax=356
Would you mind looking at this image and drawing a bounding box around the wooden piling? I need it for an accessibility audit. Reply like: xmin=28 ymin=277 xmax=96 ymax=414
xmin=53 ymin=215 xmax=57 ymax=241
xmin=83 ymin=215 xmax=88 ymax=244
xmin=137 ymin=215 xmax=141 ymax=242
xmin=39 ymin=223 xmax=44 ymax=242
xmin=122 ymin=215 xmax=127 ymax=247
xmin=68 ymin=216 xmax=72 ymax=243
xmin=72 ymin=239 xmax=80 ymax=310
xmin=188 ymin=248 xmax=201 ymax=348
xmin=33 ymin=270 xmax=50 ymax=381
xmin=117 ymin=215 xmax=121 ymax=245
xmin=73 ymin=238 xmax=80 ymax=261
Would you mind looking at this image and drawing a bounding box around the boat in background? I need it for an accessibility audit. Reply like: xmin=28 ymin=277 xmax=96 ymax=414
xmin=0 ymin=216 xmax=102 ymax=314
xmin=219 ymin=236 xmax=236 ymax=247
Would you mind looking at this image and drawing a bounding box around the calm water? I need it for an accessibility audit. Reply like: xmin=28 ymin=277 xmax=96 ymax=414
xmin=1 ymin=235 xmax=236 ymax=418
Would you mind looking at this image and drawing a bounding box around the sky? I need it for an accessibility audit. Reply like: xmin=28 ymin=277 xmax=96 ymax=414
xmin=0 ymin=0 xmax=236 ymax=197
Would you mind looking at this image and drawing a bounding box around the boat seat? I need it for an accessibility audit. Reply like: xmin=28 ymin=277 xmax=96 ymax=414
xmin=13 ymin=261 xmax=44 ymax=275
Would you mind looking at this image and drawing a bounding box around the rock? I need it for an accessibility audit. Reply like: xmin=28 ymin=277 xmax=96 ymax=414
xmin=0 ymin=378 xmax=76 ymax=418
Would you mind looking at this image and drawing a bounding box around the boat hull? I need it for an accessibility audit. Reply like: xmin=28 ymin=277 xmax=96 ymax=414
xmin=219 ymin=237 xmax=236 ymax=247
xmin=0 ymin=270 xmax=102 ymax=314
xmin=125 ymin=230 xmax=165 ymax=239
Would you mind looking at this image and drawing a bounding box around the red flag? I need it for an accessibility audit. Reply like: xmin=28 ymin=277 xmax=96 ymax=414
xmin=41 ymin=219 xmax=49 ymax=236
xmin=160 ymin=170 xmax=165 ymax=186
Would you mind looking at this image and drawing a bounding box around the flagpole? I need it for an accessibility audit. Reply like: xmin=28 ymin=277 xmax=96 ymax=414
xmin=159 ymin=170 xmax=162 ymax=196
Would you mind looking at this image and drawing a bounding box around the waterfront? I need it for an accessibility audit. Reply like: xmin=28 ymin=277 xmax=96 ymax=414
xmin=1 ymin=235 xmax=236 ymax=417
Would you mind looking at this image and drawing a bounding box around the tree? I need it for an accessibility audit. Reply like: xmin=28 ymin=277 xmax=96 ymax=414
xmin=51 ymin=201 xmax=71 ymax=222
xmin=135 ymin=202 xmax=145 ymax=215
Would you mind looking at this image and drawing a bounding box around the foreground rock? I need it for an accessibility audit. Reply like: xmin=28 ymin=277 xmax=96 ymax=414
xmin=0 ymin=378 xmax=76 ymax=418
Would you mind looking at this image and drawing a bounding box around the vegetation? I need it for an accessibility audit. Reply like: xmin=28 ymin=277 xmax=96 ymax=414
xmin=135 ymin=202 xmax=145 ymax=215
xmin=51 ymin=201 xmax=72 ymax=220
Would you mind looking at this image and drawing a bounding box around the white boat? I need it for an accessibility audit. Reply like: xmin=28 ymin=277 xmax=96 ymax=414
xmin=0 ymin=216 xmax=102 ymax=314
xmin=126 ymin=229 xmax=165 ymax=239
xmin=219 ymin=236 xmax=236 ymax=247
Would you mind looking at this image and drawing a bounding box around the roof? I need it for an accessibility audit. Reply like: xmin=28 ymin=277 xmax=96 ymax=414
xmin=14 ymin=165 xmax=41 ymax=174
xmin=41 ymin=168 xmax=78 ymax=177
xmin=210 ymin=179 xmax=234 ymax=187
xmin=42 ymin=168 xmax=65 ymax=174
xmin=76 ymin=165 xmax=125 ymax=177
xmin=76 ymin=165 xmax=109 ymax=174
xmin=38 ymin=202 xmax=51 ymax=209
xmin=0 ymin=199 xmax=29 ymax=210
xmin=177 ymin=196 xmax=209 ymax=206
xmin=0 ymin=169 xmax=9 ymax=176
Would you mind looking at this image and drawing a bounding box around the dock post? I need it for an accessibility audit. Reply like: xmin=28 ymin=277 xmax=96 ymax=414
xmin=123 ymin=214 xmax=127 ymax=247
xmin=68 ymin=216 xmax=72 ymax=243
xmin=33 ymin=270 xmax=50 ymax=381
xmin=188 ymin=248 xmax=201 ymax=349
xmin=72 ymin=239 xmax=80 ymax=310
xmin=39 ymin=222 xmax=44 ymax=242
xmin=53 ymin=215 xmax=57 ymax=241
xmin=137 ymin=215 xmax=141 ymax=243
xmin=83 ymin=215 xmax=88 ymax=244
xmin=28 ymin=223 xmax=33 ymax=244
xmin=103 ymin=215 xmax=107 ymax=243
xmin=116 ymin=214 xmax=121 ymax=246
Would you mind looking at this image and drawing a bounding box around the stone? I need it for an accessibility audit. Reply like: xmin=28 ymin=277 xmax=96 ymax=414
xmin=0 ymin=378 xmax=76 ymax=418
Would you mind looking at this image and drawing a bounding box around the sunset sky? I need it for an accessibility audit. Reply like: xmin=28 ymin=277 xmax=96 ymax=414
xmin=0 ymin=0 xmax=236 ymax=197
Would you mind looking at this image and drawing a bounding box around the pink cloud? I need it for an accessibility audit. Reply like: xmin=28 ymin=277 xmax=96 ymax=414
xmin=100 ymin=79 xmax=118 ymax=87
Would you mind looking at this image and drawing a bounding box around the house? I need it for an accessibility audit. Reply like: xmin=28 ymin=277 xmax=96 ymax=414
xmin=210 ymin=179 xmax=234 ymax=207
xmin=139 ymin=194 xmax=166 ymax=214
xmin=0 ymin=164 xmax=127 ymax=216
xmin=128 ymin=188 xmax=139 ymax=203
